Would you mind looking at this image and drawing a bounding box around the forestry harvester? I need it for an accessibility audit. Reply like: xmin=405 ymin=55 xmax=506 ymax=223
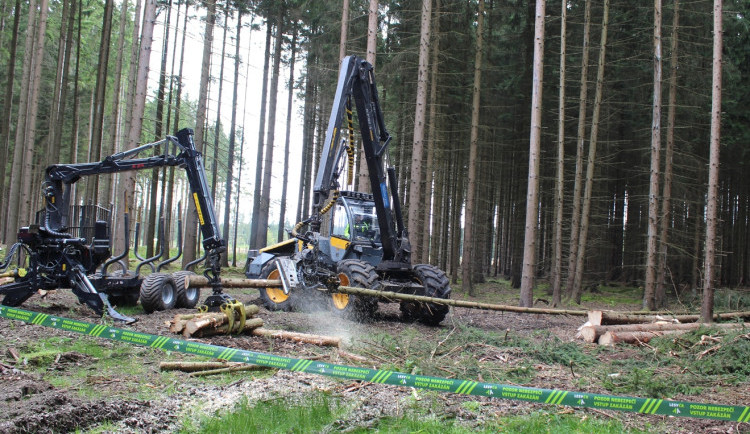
xmin=245 ymin=55 xmax=451 ymax=325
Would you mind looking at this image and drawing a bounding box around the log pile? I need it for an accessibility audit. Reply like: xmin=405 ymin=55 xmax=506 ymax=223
xmin=168 ymin=304 xmax=341 ymax=347
xmin=170 ymin=304 xmax=262 ymax=337
xmin=579 ymin=309 xmax=749 ymax=346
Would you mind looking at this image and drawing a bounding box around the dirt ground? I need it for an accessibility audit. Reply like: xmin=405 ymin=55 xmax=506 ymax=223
xmin=1 ymin=287 xmax=748 ymax=433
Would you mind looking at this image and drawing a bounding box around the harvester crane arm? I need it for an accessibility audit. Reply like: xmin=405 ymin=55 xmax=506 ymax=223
xmin=310 ymin=55 xmax=409 ymax=265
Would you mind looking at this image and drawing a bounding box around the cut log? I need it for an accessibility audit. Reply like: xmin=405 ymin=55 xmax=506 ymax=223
xmin=191 ymin=317 xmax=264 ymax=337
xmin=588 ymin=310 xmax=603 ymax=326
xmin=598 ymin=330 xmax=685 ymax=346
xmin=252 ymin=327 xmax=341 ymax=347
xmin=580 ymin=322 xmax=748 ymax=343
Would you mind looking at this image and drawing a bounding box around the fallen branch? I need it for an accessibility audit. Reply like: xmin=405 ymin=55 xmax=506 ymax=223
xmin=252 ymin=327 xmax=341 ymax=347
xmin=160 ymin=361 xmax=239 ymax=372
xmin=187 ymin=365 xmax=272 ymax=377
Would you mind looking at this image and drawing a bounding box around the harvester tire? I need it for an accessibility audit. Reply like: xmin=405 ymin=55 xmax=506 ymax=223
xmin=172 ymin=271 xmax=200 ymax=308
xmin=140 ymin=273 xmax=177 ymax=313
xmin=411 ymin=264 xmax=451 ymax=326
xmin=258 ymin=261 xmax=294 ymax=311
xmin=331 ymin=259 xmax=378 ymax=321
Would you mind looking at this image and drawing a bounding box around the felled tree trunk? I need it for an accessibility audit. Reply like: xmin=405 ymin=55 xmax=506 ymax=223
xmin=580 ymin=321 xmax=748 ymax=343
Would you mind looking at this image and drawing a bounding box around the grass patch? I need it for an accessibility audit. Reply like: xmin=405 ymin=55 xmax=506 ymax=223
xmin=18 ymin=336 xmax=169 ymax=399
xmin=495 ymin=410 xmax=651 ymax=433
xmin=185 ymin=392 xmax=343 ymax=433
xmin=580 ymin=285 xmax=643 ymax=306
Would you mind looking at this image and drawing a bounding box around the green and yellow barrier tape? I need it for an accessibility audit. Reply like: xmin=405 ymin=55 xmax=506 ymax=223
xmin=1 ymin=306 xmax=748 ymax=422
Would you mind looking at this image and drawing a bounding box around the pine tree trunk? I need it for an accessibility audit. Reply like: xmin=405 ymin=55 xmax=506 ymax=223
xmin=520 ymin=0 xmax=546 ymax=308
xmin=358 ymin=0 xmax=379 ymax=193
xmin=277 ymin=24 xmax=297 ymax=242
xmin=407 ymin=0 xmax=432 ymax=263
xmin=461 ymin=0 xmax=484 ymax=296
xmin=565 ymin=0 xmax=592 ymax=297
xmin=249 ymin=22 xmax=272 ymax=249
xmin=45 ymin=0 xmax=71 ymax=168
xmin=656 ymin=0 xmax=680 ymax=308
xmin=5 ymin=0 xmax=38 ymax=239
xmin=571 ymin=0 xmax=609 ymax=303
xmin=223 ymin=12 xmax=243 ymax=267
xmin=550 ymin=0 xmax=567 ymax=308
xmin=145 ymin=0 xmax=174 ymax=258
xmin=181 ymin=0 xmax=215 ymax=267
xmin=113 ymin=0 xmax=143 ymax=258
xmin=85 ymin=0 xmax=114 ymax=205
xmin=17 ymin=0 xmax=49 ymax=227
xmin=165 ymin=1 xmax=189 ymax=257
xmin=421 ymin=0 xmax=440 ymax=265
xmin=0 ymin=0 xmax=21 ymax=243
xmin=256 ymin=9 xmax=285 ymax=246
xmin=644 ymin=0 xmax=663 ymax=310
xmin=101 ymin=0 xmax=126 ymax=207
xmin=702 ymin=0 xmax=723 ymax=322
xmin=211 ymin=11 xmax=228 ymax=201
xmin=297 ymin=50 xmax=316 ymax=224
xmin=339 ymin=0 xmax=349 ymax=62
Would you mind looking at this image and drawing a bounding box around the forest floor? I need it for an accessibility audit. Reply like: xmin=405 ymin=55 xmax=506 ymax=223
xmin=0 ymin=276 xmax=748 ymax=433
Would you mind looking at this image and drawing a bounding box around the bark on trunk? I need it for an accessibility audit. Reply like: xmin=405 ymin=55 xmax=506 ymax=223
xmin=570 ymin=0 xmax=609 ymax=303
xmin=249 ymin=22 xmax=272 ymax=249
xmin=551 ymin=0 xmax=567 ymax=308
xmin=461 ymin=0 xmax=485 ymax=295
xmin=702 ymin=0 xmax=723 ymax=323
xmin=256 ymin=10 xmax=285 ymax=246
xmin=181 ymin=0 xmax=215 ymax=266
xmin=520 ymin=0 xmax=546 ymax=307
xmin=644 ymin=0 xmax=663 ymax=310
xmin=277 ymin=24 xmax=298 ymax=242
xmin=565 ymin=0 xmax=592 ymax=297
xmin=407 ymin=0 xmax=432 ymax=262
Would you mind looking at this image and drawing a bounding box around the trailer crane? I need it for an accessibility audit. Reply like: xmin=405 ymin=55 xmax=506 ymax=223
xmin=0 ymin=128 xmax=238 ymax=324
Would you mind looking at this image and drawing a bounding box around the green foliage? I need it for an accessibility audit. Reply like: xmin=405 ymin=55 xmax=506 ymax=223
xmin=186 ymin=392 xmax=342 ymax=433
xmin=494 ymin=410 xmax=651 ymax=434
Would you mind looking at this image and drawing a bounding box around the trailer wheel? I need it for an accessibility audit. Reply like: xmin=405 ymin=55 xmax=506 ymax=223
xmin=330 ymin=260 xmax=378 ymax=321
xmin=140 ymin=273 xmax=177 ymax=313
xmin=258 ymin=262 xmax=294 ymax=311
xmin=411 ymin=264 xmax=451 ymax=326
xmin=172 ymin=271 xmax=200 ymax=308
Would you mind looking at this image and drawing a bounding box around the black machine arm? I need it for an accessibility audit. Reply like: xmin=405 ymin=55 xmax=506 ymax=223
xmin=43 ymin=128 xmax=224 ymax=255
xmin=311 ymin=55 xmax=408 ymax=263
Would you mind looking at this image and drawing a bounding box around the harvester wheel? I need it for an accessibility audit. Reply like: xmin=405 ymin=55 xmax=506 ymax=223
xmin=258 ymin=261 xmax=294 ymax=311
xmin=140 ymin=273 xmax=177 ymax=313
xmin=408 ymin=264 xmax=451 ymax=326
xmin=172 ymin=271 xmax=200 ymax=308
xmin=331 ymin=259 xmax=378 ymax=321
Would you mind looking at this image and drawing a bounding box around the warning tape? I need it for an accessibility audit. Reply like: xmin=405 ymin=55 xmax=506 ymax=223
xmin=1 ymin=306 xmax=748 ymax=422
